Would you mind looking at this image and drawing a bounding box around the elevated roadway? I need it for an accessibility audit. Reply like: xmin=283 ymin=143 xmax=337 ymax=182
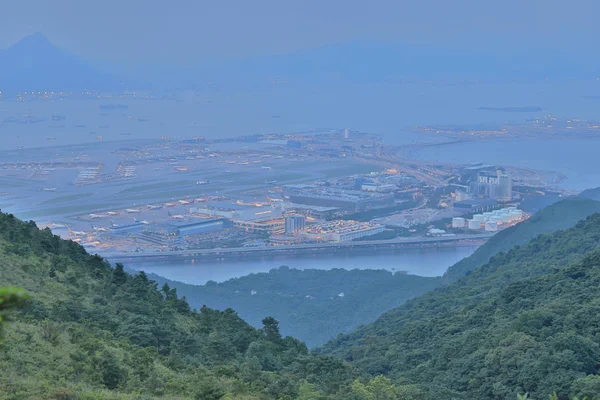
xmin=100 ymin=233 xmax=493 ymax=262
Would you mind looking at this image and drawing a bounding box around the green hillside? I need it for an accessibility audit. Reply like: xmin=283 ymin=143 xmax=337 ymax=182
xmin=0 ymin=212 xmax=404 ymax=400
xmin=443 ymin=197 xmax=600 ymax=282
xmin=143 ymin=197 xmax=600 ymax=349
xmin=149 ymin=268 xmax=441 ymax=347
xmin=319 ymin=213 xmax=600 ymax=399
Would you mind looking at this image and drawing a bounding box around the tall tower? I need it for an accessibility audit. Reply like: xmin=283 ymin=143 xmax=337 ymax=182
xmin=285 ymin=215 xmax=306 ymax=234
xmin=344 ymin=129 xmax=349 ymax=139
xmin=498 ymin=173 xmax=512 ymax=201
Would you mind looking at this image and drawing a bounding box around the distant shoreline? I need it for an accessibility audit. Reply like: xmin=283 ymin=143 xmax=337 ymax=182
xmin=478 ymin=106 xmax=542 ymax=113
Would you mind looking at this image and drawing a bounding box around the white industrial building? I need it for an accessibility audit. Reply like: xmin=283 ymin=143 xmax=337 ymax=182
xmin=468 ymin=219 xmax=482 ymax=230
xmin=465 ymin=206 xmax=524 ymax=232
xmin=302 ymin=220 xmax=384 ymax=242
xmin=452 ymin=217 xmax=466 ymax=228
xmin=485 ymin=221 xmax=499 ymax=232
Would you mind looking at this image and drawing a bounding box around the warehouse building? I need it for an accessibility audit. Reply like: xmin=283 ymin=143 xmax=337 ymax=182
xmin=139 ymin=218 xmax=232 ymax=248
xmin=302 ymin=220 xmax=384 ymax=242
xmin=285 ymin=188 xmax=394 ymax=212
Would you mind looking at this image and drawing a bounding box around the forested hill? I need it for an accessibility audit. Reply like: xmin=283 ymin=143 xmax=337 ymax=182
xmin=443 ymin=197 xmax=600 ymax=281
xmin=0 ymin=211 xmax=409 ymax=400
xmin=318 ymin=213 xmax=600 ymax=399
xmin=142 ymin=197 xmax=600 ymax=348
xmin=146 ymin=268 xmax=440 ymax=347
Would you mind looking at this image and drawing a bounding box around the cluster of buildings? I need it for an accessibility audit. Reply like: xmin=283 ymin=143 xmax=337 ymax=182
xmin=285 ymin=215 xmax=306 ymax=234
xmin=454 ymin=169 xmax=513 ymax=205
xmin=106 ymin=217 xmax=233 ymax=247
xmin=192 ymin=202 xmax=286 ymax=233
xmin=452 ymin=207 xmax=524 ymax=232
xmin=302 ymin=220 xmax=384 ymax=242
xmin=98 ymin=187 xmax=392 ymax=249
xmin=469 ymin=171 xmax=512 ymax=201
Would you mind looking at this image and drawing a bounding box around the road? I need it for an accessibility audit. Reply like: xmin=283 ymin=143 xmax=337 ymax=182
xmin=99 ymin=233 xmax=493 ymax=261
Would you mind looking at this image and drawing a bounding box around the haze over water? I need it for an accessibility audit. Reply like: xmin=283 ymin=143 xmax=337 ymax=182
xmin=2 ymin=79 xmax=600 ymax=150
xmin=4 ymin=79 xmax=600 ymax=191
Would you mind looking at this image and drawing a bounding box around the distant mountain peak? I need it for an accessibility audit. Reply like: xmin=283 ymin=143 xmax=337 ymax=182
xmin=0 ymin=32 xmax=126 ymax=92
xmin=8 ymin=32 xmax=53 ymax=50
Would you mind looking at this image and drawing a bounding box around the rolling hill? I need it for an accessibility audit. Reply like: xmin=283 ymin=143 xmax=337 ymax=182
xmin=147 ymin=268 xmax=441 ymax=347
xmin=143 ymin=197 xmax=600 ymax=349
xmin=318 ymin=212 xmax=600 ymax=399
xmin=443 ymin=196 xmax=600 ymax=282
xmin=0 ymin=212 xmax=368 ymax=399
xmin=3 ymin=197 xmax=600 ymax=398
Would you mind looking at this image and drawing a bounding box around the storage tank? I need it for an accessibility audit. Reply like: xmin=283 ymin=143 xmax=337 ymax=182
xmin=501 ymin=213 xmax=512 ymax=223
xmin=510 ymin=210 xmax=523 ymax=219
xmin=473 ymin=214 xmax=485 ymax=222
xmin=468 ymin=219 xmax=481 ymax=230
xmin=485 ymin=221 xmax=498 ymax=232
xmin=452 ymin=217 xmax=466 ymax=228
xmin=490 ymin=216 xmax=503 ymax=225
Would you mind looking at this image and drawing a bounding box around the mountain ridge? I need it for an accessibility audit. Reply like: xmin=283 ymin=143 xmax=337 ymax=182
xmin=0 ymin=211 xmax=365 ymax=399
xmin=318 ymin=212 xmax=600 ymax=399
xmin=144 ymin=267 xmax=441 ymax=347
xmin=3 ymin=33 xmax=600 ymax=93
xmin=138 ymin=196 xmax=600 ymax=349
xmin=443 ymin=196 xmax=600 ymax=281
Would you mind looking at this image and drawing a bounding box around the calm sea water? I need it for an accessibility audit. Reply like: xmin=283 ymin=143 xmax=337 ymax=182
xmin=128 ymin=246 xmax=479 ymax=285
xmin=2 ymin=80 xmax=599 ymax=150
xmin=412 ymin=137 xmax=600 ymax=190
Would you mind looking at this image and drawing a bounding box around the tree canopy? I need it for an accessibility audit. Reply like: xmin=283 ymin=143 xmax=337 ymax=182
xmin=0 ymin=211 xmax=366 ymax=399
xmin=319 ymin=212 xmax=600 ymax=399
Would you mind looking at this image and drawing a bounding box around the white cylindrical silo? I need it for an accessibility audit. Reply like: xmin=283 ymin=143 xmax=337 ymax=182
xmin=452 ymin=217 xmax=466 ymax=228
xmin=510 ymin=210 xmax=523 ymax=219
xmin=468 ymin=219 xmax=481 ymax=230
xmin=485 ymin=221 xmax=498 ymax=232
xmin=490 ymin=216 xmax=503 ymax=225
xmin=473 ymin=214 xmax=485 ymax=222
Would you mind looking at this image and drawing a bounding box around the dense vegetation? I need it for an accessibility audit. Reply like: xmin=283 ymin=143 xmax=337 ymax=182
xmin=4 ymin=195 xmax=600 ymax=399
xmin=0 ymin=211 xmax=413 ymax=400
xmin=319 ymin=212 xmax=600 ymax=399
xmin=0 ymin=286 xmax=28 ymax=343
xmin=443 ymin=197 xmax=600 ymax=281
xmin=148 ymin=197 xmax=600 ymax=349
xmin=150 ymin=268 xmax=440 ymax=347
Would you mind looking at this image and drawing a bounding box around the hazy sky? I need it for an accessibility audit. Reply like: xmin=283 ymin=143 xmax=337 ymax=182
xmin=1 ymin=0 xmax=599 ymax=66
